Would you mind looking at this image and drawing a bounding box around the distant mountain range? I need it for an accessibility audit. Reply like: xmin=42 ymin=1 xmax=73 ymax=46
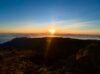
xmin=0 ymin=33 xmax=100 ymax=44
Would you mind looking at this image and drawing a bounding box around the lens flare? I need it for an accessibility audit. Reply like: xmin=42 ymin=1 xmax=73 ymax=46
xmin=49 ymin=28 xmax=56 ymax=35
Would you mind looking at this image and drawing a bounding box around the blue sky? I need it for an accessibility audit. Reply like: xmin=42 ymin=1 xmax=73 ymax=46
xmin=0 ymin=0 xmax=100 ymax=34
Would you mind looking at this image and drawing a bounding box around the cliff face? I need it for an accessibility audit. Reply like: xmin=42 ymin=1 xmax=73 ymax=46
xmin=0 ymin=37 xmax=100 ymax=74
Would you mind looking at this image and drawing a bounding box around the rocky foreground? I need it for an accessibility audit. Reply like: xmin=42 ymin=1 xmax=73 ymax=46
xmin=0 ymin=37 xmax=100 ymax=74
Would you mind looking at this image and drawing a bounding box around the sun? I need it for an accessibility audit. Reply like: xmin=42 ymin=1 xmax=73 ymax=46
xmin=49 ymin=28 xmax=56 ymax=35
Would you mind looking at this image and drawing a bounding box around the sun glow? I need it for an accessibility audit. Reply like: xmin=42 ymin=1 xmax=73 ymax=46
xmin=49 ymin=28 xmax=56 ymax=35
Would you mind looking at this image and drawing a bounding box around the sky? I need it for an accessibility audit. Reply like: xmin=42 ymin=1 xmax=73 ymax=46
xmin=0 ymin=0 xmax=100 ymax=34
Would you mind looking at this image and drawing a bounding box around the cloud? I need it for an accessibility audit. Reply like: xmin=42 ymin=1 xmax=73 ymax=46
xmin=0 ymin=19 xmax=100 ymax=34
xmin=50 ymin=19 xmax=100 ymax=34
xmin=54 ymin=19 xmax=100 ymax=29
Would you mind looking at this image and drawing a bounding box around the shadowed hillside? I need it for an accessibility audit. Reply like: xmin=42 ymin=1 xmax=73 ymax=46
xmin=0 ymin=37 xmax=100 ymax=74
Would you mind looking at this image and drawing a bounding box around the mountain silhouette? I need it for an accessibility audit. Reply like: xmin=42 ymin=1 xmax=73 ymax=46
xmin=0 ymin=37 xmax=100 ymax=74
